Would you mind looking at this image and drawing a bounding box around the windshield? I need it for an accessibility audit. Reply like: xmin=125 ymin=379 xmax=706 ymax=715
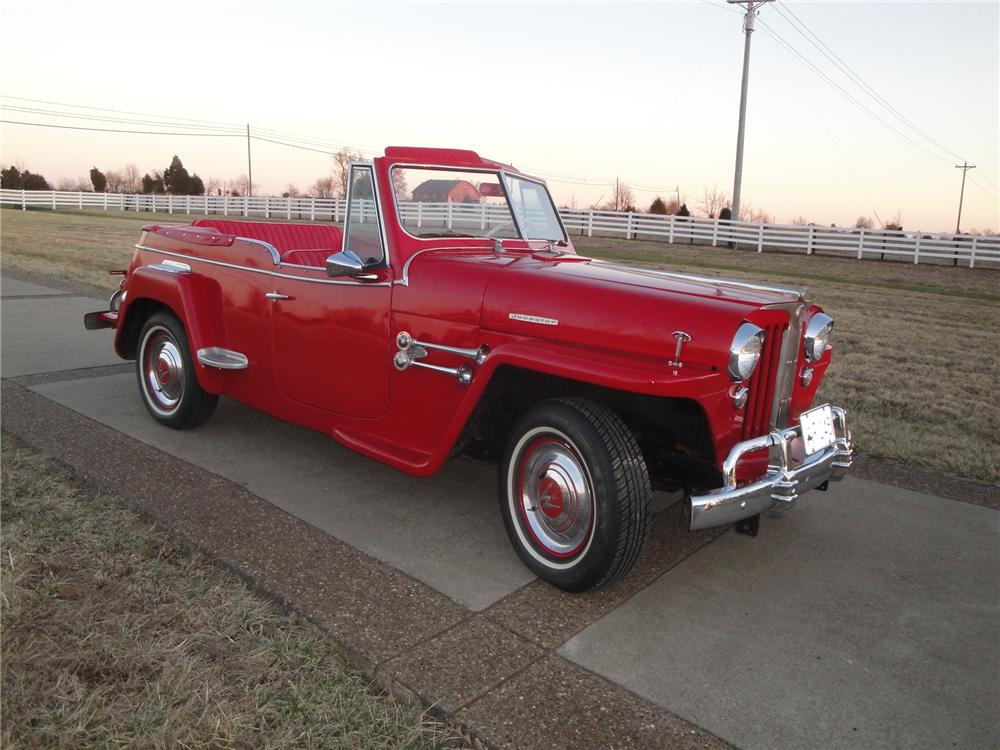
xmin=391 ymin=166 xmax=565 ymax=242
xmin=504 ymin=174 xmax=566 ymax=242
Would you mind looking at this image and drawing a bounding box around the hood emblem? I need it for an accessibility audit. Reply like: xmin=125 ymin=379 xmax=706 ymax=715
xmin=668 ymin=331 xmax=692 ymax=369
xmin=509 ymin=313 xmax=559 ymax=326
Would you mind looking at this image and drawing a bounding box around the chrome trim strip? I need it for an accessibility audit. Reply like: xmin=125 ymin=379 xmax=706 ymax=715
xmin=592 ymin=261 xmax=807 ymax=299
xmin=235 ymin=236 xmax=280 ymax=265
xmin=196 ymin=347 xmax=249 ymax=370
xmin=147 ymin=260 xmax=191 ymax=274
xmin=395 ymin=246 xmax=474 ymax=286
xmin=134 ymin=245 xmax=392 ymax=287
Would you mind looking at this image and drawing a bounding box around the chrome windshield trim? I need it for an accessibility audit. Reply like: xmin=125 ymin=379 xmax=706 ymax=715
xmin=234 ymin=236 xmax=280 ymax=265
xmin=591 ymin=261 xmax=807 ymax=299
xmin=134 ymin=245 xmax=392 ymax=287
xmin=343 ymin=160 xmax=392 ymax=271
xmin=501 ymin=170 xmax=569 ymax=244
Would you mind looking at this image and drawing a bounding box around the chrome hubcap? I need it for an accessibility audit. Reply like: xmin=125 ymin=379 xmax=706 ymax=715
xmin=518 ymin=434 xmax=594 ymax=557
xmin=143 ymin=329 xmax=184 ymax=412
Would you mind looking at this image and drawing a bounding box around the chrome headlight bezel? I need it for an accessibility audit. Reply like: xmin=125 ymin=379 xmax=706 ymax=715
xmin=803 ymin=313 xmax=834 ymax=362
xmin=728 ymin=322 xmax=766 ymax=381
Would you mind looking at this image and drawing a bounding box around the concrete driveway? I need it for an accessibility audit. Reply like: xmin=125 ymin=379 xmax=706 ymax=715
xmin=3 ymin=270 xmax=998 ymax=750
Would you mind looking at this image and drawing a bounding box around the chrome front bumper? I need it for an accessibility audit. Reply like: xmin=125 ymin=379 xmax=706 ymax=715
xmin=690 ymin=406 xmax=852 ymax=531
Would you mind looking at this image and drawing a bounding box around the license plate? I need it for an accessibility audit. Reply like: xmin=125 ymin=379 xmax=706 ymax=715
xmin=800 ymin=404 xmax=836 ymax=456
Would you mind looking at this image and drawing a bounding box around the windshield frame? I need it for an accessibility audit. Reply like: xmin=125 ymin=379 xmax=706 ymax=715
xmin=500 ymin=171 xmax=568 ymax=244
xmin=388 ymin=162 xmax=568 ymax=243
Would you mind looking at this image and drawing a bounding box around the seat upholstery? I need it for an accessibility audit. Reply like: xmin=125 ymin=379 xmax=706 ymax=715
xmin=193 ymin=219 xmax=342 ymax=266
xmin=279 ymin=249 xmax=334 ymax=267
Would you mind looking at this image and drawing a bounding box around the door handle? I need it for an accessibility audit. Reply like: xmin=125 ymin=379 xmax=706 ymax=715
xmin=265 ymin=291 xmax=291 ymax=301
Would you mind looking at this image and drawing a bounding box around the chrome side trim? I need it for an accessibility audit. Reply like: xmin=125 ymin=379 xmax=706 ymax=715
xmin=196 ymin=347 xmax=249 ymax=370
xmin=395 ymin=246 xmax=467 ymax=286
xmin=690 ymin=405 xmax=852 ymax=530
xmin=147 ymin=260 xmax=191 ymax=274
xmin=134 ymin=245 xmax=392 ymax=287
xmin=592 ymin=261 xmax=807 ymax=299
xmin=235 ymin=236 xmax=280 ymax=265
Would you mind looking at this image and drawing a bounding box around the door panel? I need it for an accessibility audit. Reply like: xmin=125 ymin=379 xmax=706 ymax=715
xmin=270 ymin=278 xmax=391 ymax=418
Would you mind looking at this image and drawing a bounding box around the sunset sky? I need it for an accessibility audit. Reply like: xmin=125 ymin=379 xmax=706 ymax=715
xmin=1 ymin=0 xmax=997 ymax=233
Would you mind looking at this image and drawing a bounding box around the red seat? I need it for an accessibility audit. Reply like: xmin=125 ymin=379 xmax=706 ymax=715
xmin=193 ymin=219 xmax=342 ymax=266
xmin=279 ymin=249 xmax=334 ymax=267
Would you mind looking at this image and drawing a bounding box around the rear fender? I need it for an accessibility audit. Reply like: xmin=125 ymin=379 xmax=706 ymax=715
xmin=115 ymin=265 xmax=227 ymax=393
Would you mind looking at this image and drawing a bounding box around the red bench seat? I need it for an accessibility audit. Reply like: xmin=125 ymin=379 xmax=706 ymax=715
xmin=193 ymin=219 xmax=342 ymax=267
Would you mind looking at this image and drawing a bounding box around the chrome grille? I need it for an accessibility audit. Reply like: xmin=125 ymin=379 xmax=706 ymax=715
xmin=741 ymin=321 xmax=788 ymax=440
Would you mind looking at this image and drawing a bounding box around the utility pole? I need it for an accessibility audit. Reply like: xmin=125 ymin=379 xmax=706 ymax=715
xmin=954 ymin=161 xmax=975 ymax=234
xmin=246 ymin=123 xmax=253 ymax=198
xmin=727 ymin=0 xmax=773 ymax=222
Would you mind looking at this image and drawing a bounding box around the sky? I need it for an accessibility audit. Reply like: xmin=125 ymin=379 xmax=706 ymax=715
xmin=1 ymin=0 xmax=998 ymax=233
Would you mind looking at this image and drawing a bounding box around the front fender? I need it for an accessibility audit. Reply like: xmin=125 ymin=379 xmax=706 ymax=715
xmin=116 ymin=265 xmax=227 ymax=393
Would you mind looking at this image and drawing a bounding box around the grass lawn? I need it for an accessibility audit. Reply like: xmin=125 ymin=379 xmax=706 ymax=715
xmin=0 ymin=440 xmax=454 ymax=749
xmin=2 ymin=207 xmax=997 ymax=483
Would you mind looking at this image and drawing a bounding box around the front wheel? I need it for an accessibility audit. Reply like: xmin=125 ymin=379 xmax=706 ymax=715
xmin=136 ymin=311 xmax=218 ymax=429
xmin=499 ymin=398 xmax=650 ymax=592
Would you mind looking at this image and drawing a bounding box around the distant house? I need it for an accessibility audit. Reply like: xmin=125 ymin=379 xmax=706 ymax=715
xmin=411 ymin=179 xmax=481 ymax=204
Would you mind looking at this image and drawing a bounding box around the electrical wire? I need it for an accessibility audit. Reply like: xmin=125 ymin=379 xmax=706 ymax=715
xmin=0 ymin=119 xmax=242 ymax=137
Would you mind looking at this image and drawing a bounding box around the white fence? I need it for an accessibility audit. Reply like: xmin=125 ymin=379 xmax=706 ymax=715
xmin=2 ymin=188 xmax=998 ymax=268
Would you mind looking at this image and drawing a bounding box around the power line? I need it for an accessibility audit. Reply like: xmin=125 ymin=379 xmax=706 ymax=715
xmin=773 ymin=2 xmax=967 ymax=164
xmin=756 ymin=20 xmax=960 ymax=169
xmin=0 ymin=94 xmax=245 ymax=129
xmin=0 ymin=119 xmax=243 ymax=137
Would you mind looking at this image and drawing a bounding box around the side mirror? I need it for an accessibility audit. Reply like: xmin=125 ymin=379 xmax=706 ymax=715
xmin=325 ymin=250 xmax=365 ymax=277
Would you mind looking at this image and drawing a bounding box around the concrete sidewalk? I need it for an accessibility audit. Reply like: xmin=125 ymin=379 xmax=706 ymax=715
xmin=3 ymin=269 xmax=998 ymax=750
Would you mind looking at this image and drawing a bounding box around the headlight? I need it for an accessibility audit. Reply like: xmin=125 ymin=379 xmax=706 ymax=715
xmin=729 ymin=322 xmax=766 ymax=381
xmin=804 ymin=313 xmax=834 ymax=362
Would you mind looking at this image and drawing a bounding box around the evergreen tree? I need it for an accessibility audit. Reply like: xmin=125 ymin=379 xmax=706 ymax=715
xmin=163 ymin=156 xmax=192 ymax=195
xmin=90 ymin=167 xmax=107 ymax=193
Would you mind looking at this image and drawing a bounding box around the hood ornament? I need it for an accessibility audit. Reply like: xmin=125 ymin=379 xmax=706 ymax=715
xmin=668 ymin=331 xmax=692 ymax=370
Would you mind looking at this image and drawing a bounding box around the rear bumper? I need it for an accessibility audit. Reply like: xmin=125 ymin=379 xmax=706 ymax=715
xmin=690 ymin=405 xmax=852 ymax=531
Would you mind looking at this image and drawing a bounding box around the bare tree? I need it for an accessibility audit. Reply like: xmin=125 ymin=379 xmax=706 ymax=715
xmin=332 ymin=148 xmax=364 ymax=198
xmin=854 ymin=216 xmax=874 ymax=229
xmin=229 ymin=175 xmax=257 ymax=197
xmin=599 ymin=180 xmax=635 ymax=212
xmin=791 ymin=215 xmax=809 ymax=225
xmin=123 ymin=163 xmax=141 ymax=194
xmin=699 ymin=186 xmax=729 ymax=219
xmin=205 ymin=177 xmax=223 ymax=197
xmin=57 ymin=176 xmax=90 ymax=191
xmin=392 ymin=168 xmax=408 ymax=200
xmin=739 ymin=203 xmax=771 ymax=223
xmin=284 ymin=183 xmax=301 ymax=198
xmin=310 ymin=176 xmax=336 ymax=198
xmin=105 ymin=170 xmax=125 ymax=193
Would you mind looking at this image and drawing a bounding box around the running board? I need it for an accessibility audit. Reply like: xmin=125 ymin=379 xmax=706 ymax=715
xmin=196 ymin=347 xmax=248 ymax=370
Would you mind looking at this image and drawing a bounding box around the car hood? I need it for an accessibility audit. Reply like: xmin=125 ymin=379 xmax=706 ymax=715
xmin=481 ymin=255 xmax=804 ymax=370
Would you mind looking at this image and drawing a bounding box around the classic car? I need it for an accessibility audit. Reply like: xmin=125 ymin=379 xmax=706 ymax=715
xmin=85 ymin=146 xmax=852 ymax=592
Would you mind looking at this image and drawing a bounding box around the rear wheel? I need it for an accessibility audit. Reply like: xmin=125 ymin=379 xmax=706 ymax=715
xmin=136 ymin=311 xmax=218 ymax=429
xmin=499 ymin=397 xmax=650 ymax=592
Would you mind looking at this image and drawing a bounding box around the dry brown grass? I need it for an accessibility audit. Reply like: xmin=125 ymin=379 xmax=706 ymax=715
xmin=2 ymin=208 xmax=997 ymax=482
xmin=0 ymin=441 xmax=455 ymax=749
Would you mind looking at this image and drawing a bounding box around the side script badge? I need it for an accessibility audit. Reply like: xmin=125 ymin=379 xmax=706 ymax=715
xmin=508 ymin=313 xmax=559 ymax=326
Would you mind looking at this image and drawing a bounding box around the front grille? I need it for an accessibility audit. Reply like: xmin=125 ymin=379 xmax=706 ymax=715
xmin=741 ymin=321 xmax=788 ymax=439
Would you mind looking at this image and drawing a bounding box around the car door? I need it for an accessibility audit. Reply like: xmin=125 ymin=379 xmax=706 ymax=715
xmin=270 ymin=163 xmax=392 ymax=418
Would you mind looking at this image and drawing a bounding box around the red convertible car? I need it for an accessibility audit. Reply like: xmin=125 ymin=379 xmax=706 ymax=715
xmin=85 ymin=146 xmax=852 ymax=591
